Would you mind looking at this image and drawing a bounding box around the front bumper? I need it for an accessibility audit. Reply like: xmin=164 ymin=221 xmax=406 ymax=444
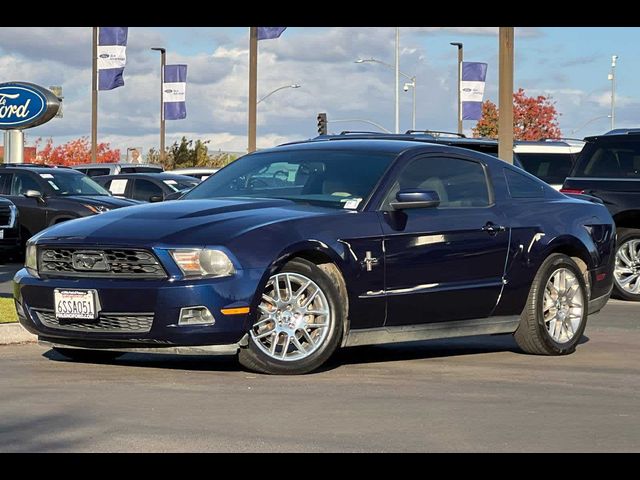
xmin=13 ymin=267 xmax=265 ymax=348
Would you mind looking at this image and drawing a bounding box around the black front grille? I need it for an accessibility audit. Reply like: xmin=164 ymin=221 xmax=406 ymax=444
xmin=35 ymin=310 xmax=154 ymax=333
xmin=0 ymin=205 xmax=13 ymax=228
xmin=39 ymin=247 xmax=167 ymax=279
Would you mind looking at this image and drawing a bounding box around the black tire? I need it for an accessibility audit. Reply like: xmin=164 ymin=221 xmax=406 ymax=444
xmin=238 ymin=258 xmax=344 ymax=375
xmin=53 ymin=347 xmax=124 ymax=363
xmin=612 ymin=228 xmax=640 ymax=301
xmin=514 ymin=253 xmax=588 ymax=355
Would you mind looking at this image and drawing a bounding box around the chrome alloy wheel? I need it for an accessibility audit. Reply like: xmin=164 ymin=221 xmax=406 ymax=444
xmin=543 ymin=268 xmax=584 ymax=344
xmin=251 ymin=273 xmax=332 ymax=362
xmin=614 ymin=238 xmax=640 ymax=294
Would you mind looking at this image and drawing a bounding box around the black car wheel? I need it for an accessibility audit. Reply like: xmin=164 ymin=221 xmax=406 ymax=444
xmin=238 ymin=258 xmax=344 ymax=375
xmin=612 ymin=228 xmax=640 ymax=301
xmin=53 ymin=348 xmax=124 ymax=363
xmin=514 ymin=253 xmax=588 ymax=355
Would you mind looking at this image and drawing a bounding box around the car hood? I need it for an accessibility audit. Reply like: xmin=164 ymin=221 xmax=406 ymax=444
xmin=33 ymin=197 xmax=344 ymax=246
xmin=61 ymin=195 xmax=141 ymax=208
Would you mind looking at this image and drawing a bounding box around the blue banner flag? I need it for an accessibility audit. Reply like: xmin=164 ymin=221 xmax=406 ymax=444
xmin=163 ymin=64 xmax=187 ymax=120
xmin=97 ymin=27 xmax=128 ymax=91
xmin=257 ymin=27 xmax=287 ymax=40
xmin=461 ymin=61 xmax=488 ymax=121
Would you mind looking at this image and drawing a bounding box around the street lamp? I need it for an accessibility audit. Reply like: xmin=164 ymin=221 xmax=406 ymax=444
xmin=608 ymin=55 xmax=618 ymax=131
xmin=257 ymin=84 xmax=301 ymax=105
xmin=355 ymin=57 xmax=417 ymax=131
xmin=151 ymin=47 xmax=166 ymax=162
xmin=450 ymin=42 xmax=463 ymax=135
xmin=569 ymin=115 xmax=612 ymax=135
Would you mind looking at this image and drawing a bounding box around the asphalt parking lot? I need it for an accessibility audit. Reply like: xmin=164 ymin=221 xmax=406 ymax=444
xmin=1 ymin=262 xmax=639 ymax=452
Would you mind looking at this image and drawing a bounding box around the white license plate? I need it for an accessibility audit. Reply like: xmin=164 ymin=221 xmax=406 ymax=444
xmin=54 ymin=289 xmax=99 ymax=320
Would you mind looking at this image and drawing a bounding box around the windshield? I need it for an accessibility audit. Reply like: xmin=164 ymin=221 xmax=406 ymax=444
xmin=163 ymin=179 xmax=200 ymax=192
xmin=518 ymin=152 xmax=575 ymax=185
xmin=183 ymin=149 xmax=395 ymax=208
xmin=39 ymin=172 xmax=111 ymax=196
xmin=573 ymin=141 xmax=640 ymax=178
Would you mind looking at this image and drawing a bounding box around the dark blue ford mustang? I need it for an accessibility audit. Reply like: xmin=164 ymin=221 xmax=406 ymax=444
xmin=14 ymin=139 xmax=615 ymax=374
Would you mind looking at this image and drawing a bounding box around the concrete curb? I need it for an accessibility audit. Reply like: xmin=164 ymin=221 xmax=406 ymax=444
xmin=0 ymin=322 xmax=37 ymax=345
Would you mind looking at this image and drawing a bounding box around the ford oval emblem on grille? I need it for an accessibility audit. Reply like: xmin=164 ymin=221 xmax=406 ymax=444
xmin=72 ymin=251 xmax=109 ymax=271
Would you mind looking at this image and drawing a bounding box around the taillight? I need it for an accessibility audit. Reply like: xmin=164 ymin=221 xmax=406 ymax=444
xmin=560 ymin=188 xmax=585 ymax=195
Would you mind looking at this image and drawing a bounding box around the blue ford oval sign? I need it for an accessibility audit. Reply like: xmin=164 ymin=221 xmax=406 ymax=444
xmin=0 ymin=82 xmax=60 ymax=130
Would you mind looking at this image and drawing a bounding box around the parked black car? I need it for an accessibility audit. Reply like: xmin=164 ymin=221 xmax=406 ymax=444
xmin=0 ymin=197 xmax=20 ymax=259
xmin=0 ymin=164 xmax=140 ymax=247
xmin=93 ymin=173 xmax=200 ymax=202
xmin=561 ymin=129 xmax=640 ymax=301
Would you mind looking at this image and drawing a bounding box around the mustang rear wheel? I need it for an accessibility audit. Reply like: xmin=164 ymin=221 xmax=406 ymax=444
xmin=239 ymin=258 xmax=344 ymax=375
xmin=514 ymin=253 xmax=588 ymax=355
xmin=612 ymin=228 xmax=640 ymax=301
xmin=53 ymin=348 xmax=124 ymax=362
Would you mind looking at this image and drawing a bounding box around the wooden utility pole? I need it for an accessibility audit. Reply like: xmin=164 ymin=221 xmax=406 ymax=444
xmin=498 ymin=27 xmax=514 ymax=164
xmin=91 ymin=26 xmax=98 ymax=163
xmin=248 ymin=27 xmax=258 ymax=152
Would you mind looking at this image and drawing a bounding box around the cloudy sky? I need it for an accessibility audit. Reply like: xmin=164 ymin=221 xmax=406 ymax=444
xmin=2 ymin=27 xmax=638 ymax=156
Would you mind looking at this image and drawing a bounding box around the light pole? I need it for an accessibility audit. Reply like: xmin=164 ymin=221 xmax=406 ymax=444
xmin=569 ymin=115 xmax=611 ymax=135
xmin=450 ymin=42 xmax=463 ymax=135
xmin=395 ymin=27 xmax=400 ymax=134
xmin=151 ymin=47 xmax=166 ymax=162
xmin=257 ymin=84 xmax=301 ymax=105
xmin=355 ymin=58 xmax=416 ymax=131
xmin=608 ymin=55 xmax=618 ymax=131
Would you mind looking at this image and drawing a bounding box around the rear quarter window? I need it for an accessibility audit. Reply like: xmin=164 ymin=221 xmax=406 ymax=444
xmin=504 ymin=168 xmax=545 ymax=198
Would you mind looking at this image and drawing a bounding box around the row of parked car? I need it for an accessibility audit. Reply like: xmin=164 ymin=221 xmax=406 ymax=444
xmin=0 ymin=163 xmax=219 ymax=260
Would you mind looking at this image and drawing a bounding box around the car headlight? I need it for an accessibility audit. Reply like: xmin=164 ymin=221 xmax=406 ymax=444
xmin=83 ymin=204 xmax=110 ymax=214
xmin=25 ymin=243 xmax=38 ymax=276
xmin=169 ymin=249 xmax=236 ymax=278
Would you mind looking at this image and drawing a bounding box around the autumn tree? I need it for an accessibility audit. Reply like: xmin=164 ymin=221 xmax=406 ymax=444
xmin=33 ymin=137 xmax=120 ymax=166
xmin=472 ymin=88 xmax=562 ymax=140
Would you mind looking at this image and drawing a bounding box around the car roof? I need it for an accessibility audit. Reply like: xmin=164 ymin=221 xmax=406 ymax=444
xmin=0 ymin=164 xmax=80 ymax=174
xmin=94 ymin=172 xmax=199 ymax=181
xmin=270 ymin=137 xmax=450 ymax=155
xmin=261 ymin=137 xmax=520 ymax=170
xmin=287 ymin=132 xmax=501 ymax=147
xmin=172 ymin=167 xmax=219 ymax=173
xmin=585 ymin=129 xmax=640 ymax=142
xmin=72 ymin=163 xmax=162 ymax=168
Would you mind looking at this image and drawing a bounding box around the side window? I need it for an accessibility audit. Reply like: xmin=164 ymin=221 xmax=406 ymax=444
xmin=86 ymin=168 xmax=111 ymax=177
xmin=11 ymin=172 xmax=41 ymax=195
xmin=385 ymin=156 xmax=490 ymax=208
xmin=100 ymin=180 xmax=112 ymax=191
xmin=75 ymin=168 xmax=87 ymax=175
xmin=0 ymin=173 xmax=12 ymax=194
xmin=504 ymin=168 xmax=545 ymax=198
xmin=132 ymin=179 xmax=163 ymax=201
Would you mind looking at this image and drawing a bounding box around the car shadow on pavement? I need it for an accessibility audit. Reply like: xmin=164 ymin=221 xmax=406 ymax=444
xmin=40 ymin=333 xmax=590 ymax=375
xmin=43 ymin=348 xmax=240 ymax=372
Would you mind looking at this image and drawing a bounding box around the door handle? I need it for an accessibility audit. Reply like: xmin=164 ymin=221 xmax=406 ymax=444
xmin=482 ymin=222 xmax=506 ymax=235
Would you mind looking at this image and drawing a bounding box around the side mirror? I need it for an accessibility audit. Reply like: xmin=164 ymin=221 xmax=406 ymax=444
xmin=24 ymin=190 xmax=44 ymax=202
xmin=149 ymin=195 xmax=164 ymax=203
xmin=390 ymin=189 xmax=440 ymax=210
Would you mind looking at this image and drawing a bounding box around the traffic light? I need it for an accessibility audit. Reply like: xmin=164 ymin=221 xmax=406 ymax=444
xmin=317 ymin=112 xmax=327 ymax=135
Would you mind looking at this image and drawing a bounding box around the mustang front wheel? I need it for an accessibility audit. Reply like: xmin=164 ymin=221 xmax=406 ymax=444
xmin=514 ymin=253 xmax=588 ymax=355
xmin=239 ymin=258 xmax=344 ymax=374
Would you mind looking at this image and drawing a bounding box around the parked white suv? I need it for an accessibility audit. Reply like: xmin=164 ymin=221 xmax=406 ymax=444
xmin=514 ymin=139 xmax=585 ymax=190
